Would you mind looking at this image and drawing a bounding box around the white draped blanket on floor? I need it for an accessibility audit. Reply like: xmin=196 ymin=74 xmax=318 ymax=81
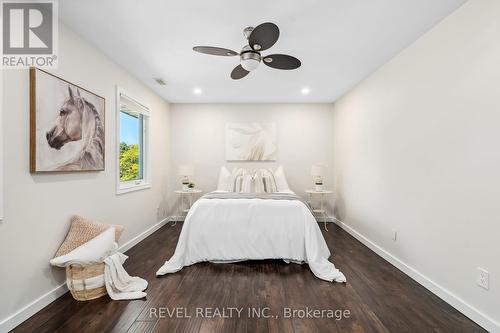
xmin=104 ymin=253 xmax=148 ymax=300
xmin=156 ymin=194 xmax=346 ymax=283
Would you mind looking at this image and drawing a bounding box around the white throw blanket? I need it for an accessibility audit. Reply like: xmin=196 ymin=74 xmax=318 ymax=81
xmin=50 ymin=227 xmax=148 ymax=300
xmin=157 ymin=195 xmax=346 ymax=283
xmin=103 ymin=253 xmax=147 ymax=300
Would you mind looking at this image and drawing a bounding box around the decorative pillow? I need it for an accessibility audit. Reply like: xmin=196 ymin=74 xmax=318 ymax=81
xmin=240 ymin=172 xmax=253 ymax=193
xmin=253 ymin=171 xmax=265 ymax=193
xmin=231 ymin=168 xmax=245 ymax=192
xmin=54 ymin=215 xmax=124 ymax=258
xmin=216 ymin=166 xmax=232 ymax=192
xmin=260 ymin=168 xmax=277 ymax=193
xmin=50 ymin=227 xmax=117 ymax=267
xmin=234 ymin=175 xmax=244 ymax=192
xmin=274 ymin=165 xmax=290 ymax=192
xmin=220 ymin=167 xmax=283 ymax=193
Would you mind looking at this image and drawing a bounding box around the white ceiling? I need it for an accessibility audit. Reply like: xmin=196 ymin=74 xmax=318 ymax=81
xmin=59 ymin=0 xmax=466 ymax=103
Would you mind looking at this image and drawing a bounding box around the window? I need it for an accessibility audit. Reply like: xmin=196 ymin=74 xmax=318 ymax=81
xmin=116 ymin=87 xmax=150 ymax=194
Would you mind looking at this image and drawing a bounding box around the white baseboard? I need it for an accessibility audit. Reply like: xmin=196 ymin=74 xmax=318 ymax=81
xmin=119 ymin=218 xmax=168 ymax=253
xmin=0 ymin=218 xmax=168 ymax=333
xmin=333 ymin=219 xmax=499 ymax=333
xmin=0 ymin=283 xmax=69 ymax=333
xmin=319 ymin=216 xmax=336 ymax=223
xmin=169 ymin=215 xmax=185 ymax=222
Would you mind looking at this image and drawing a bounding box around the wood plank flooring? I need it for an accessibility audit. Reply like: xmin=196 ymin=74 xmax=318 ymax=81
xmin=12 ymin=223 xmax=485 ymax=333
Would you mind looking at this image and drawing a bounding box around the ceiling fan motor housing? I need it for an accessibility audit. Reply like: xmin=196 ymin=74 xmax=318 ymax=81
xmin=243 ymin=26 xmax=254 ymax=39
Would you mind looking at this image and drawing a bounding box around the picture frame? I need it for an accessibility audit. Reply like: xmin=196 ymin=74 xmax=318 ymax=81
xmin=30 ymin=68 xmax=106 ymax=172
xmin=225 ymin=122 xmax=277 ymax=161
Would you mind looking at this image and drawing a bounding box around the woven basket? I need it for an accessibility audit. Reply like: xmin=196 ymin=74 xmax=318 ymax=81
xmin=54 ymin=215 xmax=124 ymax=301
xmin=66 ymin=263 xmax=107 ymax=301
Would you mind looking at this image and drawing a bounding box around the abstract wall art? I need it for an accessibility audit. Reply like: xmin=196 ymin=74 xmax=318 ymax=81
xmin=225 ymin=122 xmax=276 ymax=161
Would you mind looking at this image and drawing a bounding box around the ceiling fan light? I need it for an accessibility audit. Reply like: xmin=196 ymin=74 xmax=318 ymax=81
xmin=241 ymin=58 xmax=260 ymax=71
xmin=240 ymin=52 xmax=261 ymax=71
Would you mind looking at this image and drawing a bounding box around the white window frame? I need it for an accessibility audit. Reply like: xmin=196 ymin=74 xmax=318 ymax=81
xmin=116 ymin=86 xmax=151 ymax=195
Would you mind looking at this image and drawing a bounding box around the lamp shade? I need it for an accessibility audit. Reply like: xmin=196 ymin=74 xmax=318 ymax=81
xmin=178 ymin=165 xmax=194 ymax=176
xmin=311 ymin=165 xmax=324 ymax=177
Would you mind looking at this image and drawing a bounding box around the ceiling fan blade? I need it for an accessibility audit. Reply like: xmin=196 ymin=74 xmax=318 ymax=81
xmin=263 ymin=54 xmax=301 ymax=70
xmin=230 ymin=65 xmax=250 ymax=80
xmin=193 ymin=46 xmax=238 ymax=56
xmin=248 ymin=22 xmax=279 ymax=51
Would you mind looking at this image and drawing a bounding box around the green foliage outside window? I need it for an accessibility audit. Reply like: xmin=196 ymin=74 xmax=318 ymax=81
xmin=120 ymin=142 xmax=140 ymax=181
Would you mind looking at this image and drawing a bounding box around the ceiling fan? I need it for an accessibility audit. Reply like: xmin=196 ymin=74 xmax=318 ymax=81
xmin=193 ymin=22 xmax=301 ymax=80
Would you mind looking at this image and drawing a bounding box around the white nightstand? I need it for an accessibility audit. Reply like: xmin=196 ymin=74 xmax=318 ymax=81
xmin=306 ymin=190 xmax=333 ymax=231
xmin=173 ymin=189 xmax=202 ymax=225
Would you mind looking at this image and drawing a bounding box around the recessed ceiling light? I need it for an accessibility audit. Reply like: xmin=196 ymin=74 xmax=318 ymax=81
xmin=301 ymin=87 xmax=311 ymax=95
xmin=193 ymin=87 xmax=202 ymax=95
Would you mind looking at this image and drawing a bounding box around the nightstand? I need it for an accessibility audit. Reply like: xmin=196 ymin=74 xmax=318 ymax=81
xmin=305 ymin=190 xmax=333 ymax=231
xmin=173 ymin=189 xmax=202 ymax=225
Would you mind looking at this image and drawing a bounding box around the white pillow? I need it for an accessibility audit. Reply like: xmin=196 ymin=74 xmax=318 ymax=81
xmin=274 ymin=165 xmax=290 ymax=192
xmin=253 ymin=170 xmax=265 ymax=193
xmin=216 ymin=166 xmax=232 ymax=191
xmin=240 ymin=173 xmax=253 ymax=193
xmin=231 ymin=167 xmax=245 ymax=191
xmin=50 ymin=227 xmax=117 ymax=267
xmin=259 ymin=168 xmax=277 ymax=193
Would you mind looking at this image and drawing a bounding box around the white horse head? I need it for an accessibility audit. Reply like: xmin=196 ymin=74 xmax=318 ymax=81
xmin=46 ymin=85 xmax=105 ymax=171
xmin=46 ymin=85 xmax=85 ymax=150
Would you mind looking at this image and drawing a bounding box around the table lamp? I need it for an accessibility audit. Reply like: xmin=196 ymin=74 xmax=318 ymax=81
xmin=311 ymin=165 xmax=324 ymax=191
xmin=178 ymin=165 xmax=194 ymax=190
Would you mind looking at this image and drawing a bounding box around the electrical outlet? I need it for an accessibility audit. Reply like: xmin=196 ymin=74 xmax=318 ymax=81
xmin=392 ymin=229 xmax=397 ymax=241
xmin=477 ymin=268 xmax=489 ymax=290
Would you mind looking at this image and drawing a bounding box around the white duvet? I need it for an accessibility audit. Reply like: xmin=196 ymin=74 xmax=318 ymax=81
xmin=156 ymin=194 xmax=346 ymax=283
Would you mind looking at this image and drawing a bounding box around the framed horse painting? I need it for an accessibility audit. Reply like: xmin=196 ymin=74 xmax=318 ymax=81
xmin=30 ymin=68 xmax=105 ymax=172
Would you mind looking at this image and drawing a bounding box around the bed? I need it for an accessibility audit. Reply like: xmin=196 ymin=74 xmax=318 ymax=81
xmin=156 ymin=191 xmax=346 ymax=283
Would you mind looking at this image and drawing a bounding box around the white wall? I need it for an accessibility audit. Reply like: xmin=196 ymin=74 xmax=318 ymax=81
xmin=0 ymin=69 xmax=3 ymax=221
xmin=169 ymin=104 xmax=335 ymax=214
xmin=0 ymin=23 xmax=171 ymax=328
xmin=333 ymin=0 xmax=499 ymax=330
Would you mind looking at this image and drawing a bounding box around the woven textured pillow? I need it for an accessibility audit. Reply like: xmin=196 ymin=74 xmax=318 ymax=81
xmin=54 ymin=215 xmax=124 ymax=257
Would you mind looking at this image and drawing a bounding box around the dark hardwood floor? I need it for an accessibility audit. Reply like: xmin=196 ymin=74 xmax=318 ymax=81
xmin=12 ymin=223 xmax=485 ymax=333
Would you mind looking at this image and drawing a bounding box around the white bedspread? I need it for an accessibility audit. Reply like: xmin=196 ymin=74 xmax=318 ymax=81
xmin=156 ymin=195 xmax=346 ymax=283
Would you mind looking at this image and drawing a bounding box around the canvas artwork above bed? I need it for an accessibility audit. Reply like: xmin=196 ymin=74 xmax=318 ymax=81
xmin=226 ymin=122 xmax=276 ymax=161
